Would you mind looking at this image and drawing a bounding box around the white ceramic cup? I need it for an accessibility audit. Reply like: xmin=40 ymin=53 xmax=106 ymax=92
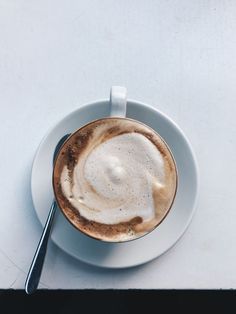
xmin=52 ymin=86 xmax=177 ymax=242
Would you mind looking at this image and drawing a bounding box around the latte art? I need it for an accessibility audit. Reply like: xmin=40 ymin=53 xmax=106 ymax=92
xmin=61 ymin=132 xmax=164 ymax=224
xmin=53 ymin=118 xmax=177 ymax=242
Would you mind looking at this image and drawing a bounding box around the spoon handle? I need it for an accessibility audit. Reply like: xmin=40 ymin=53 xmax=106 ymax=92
xmin=25 ymin=201 xmax=57 ymax=294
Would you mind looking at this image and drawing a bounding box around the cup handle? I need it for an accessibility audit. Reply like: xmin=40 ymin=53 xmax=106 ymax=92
xmin=110 ymin=86 xmax=127 ymax=117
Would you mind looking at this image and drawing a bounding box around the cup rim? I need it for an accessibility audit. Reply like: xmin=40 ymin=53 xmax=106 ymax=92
xmin=52 ymin=113 xmax=178 ymax=243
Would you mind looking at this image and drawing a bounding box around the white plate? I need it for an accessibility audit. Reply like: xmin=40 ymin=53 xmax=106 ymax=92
xmin=31 ymin=100 xmax=199 ymax=268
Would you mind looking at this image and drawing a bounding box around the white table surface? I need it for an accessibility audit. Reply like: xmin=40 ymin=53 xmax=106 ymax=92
xmin=0 ymin=0 xmax=236 ymax=289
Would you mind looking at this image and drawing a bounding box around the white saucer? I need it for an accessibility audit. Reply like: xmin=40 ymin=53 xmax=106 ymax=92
xmin=31 ymin=100 xmax=199 ymax=268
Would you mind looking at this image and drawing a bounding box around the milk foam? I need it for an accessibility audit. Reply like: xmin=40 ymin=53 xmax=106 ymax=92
xmin=61 ymin=132 xmax=165 ymax=225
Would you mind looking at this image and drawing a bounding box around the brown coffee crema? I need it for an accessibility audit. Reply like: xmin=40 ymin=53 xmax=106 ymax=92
xmin=53 ymin=118 xmax=177 ymax=242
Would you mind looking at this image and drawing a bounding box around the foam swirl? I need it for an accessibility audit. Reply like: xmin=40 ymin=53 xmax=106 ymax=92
xmin=61 ymin=132 xmax=165 ymax=224
xmin=55 ymin=118 xmax=177 ymax=241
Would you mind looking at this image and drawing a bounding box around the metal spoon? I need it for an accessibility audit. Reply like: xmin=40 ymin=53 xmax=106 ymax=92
xmin=25 ymin=134 xmax=70 ymax=294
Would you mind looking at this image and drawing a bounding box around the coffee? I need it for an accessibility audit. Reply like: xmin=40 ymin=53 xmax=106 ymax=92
xmin=53 ymin=118 xmax=177 ymax=242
